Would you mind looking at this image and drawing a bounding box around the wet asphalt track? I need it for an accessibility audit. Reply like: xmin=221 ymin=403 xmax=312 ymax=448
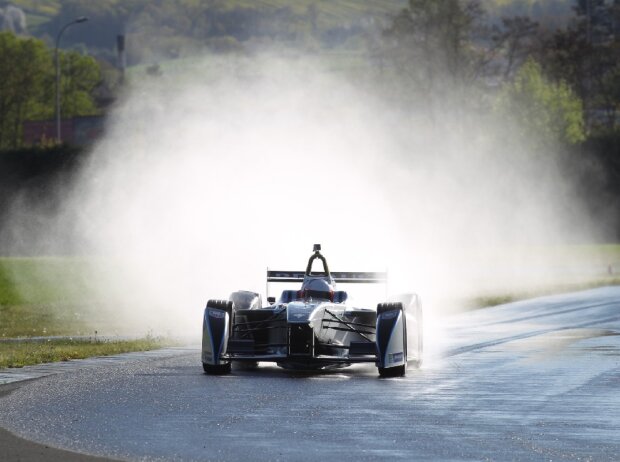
xmin=0 ymin=287 xmax=619 ymax=461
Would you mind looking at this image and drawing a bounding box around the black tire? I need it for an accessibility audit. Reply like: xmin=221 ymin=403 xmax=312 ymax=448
xmin=377 ymin=302 xmax=403 ymax=315
xmin=203 ymin=362 xmax=232 ymax=375
xmin=377 ymin=302 xmax=407 ymax=378
xmin=206 ymin=299 xmax=233 ymax=316
xmin=378 ymin=365 xmax=406 ymax=378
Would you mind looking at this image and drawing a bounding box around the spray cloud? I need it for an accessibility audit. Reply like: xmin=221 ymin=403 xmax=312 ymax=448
xmin=57 ymin=51 xmax=595 ymax=339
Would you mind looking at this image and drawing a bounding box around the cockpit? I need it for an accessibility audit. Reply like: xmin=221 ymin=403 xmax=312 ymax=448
xmin=278 ymin=245 xmax=348 ymax=304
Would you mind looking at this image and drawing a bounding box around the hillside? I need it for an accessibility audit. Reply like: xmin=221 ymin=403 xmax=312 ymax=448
xmin=7 ymin=0 xmax=574 ymax=63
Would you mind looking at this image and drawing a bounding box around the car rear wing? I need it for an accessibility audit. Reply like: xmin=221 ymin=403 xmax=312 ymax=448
xmin=267 ymin=270 xmax=387 ymax=284
xmin=265 ymin=269 xmax=388 ymax=301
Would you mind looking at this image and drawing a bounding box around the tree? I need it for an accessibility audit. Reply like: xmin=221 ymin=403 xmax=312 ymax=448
xmin=498 ymin=58 xmax=586 ymax=145
xmin=383 ymin=0 xmax=488 ymax=84
xmin=58 ymin=52 xmax=101 ymax=118
xmin=380 ymin=0 xmax=507 ymax=119
xmin=494 ymin=15 xmax=539 ymax=80
xmin=537 ymin=1 xmax=620 ymax=131
xmin=0 ymin=32 xmax=101 ymax=149
xmin=0 ymin=32 xmax=49 ymax=149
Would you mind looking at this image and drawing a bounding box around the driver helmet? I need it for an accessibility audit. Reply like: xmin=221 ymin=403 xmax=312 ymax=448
xmin=300 ymin=278 xmax=333 ymax=300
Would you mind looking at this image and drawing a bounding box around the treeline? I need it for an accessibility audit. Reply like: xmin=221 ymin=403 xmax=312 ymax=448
xmin=2 ymin=0 xmax=619 ymax=145
xmin=12 ymin=1 xmax=579 ymax=64
xmin=0 ymin=31 xmax=105 ymax=150
xmin=26 ymin=0 xmax=403 ymax=63
xmin=380 ymin=0 xmax=620 ymax=136
xmin=374 ymin=0 xmax=620 ymax=238
xmin=20 ymin=0 xmax=619 ymax=135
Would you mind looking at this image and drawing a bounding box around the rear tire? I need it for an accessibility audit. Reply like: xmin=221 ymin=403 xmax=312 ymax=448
xmin=203 ymin=362 xmax=232 ymax=375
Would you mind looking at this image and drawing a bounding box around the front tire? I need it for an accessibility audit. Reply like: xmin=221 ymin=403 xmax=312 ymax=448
xmin=203 ymin=362 xmax=232 ymax=375
xmin=378 ymin=364 xmax=406 ymax=378
xmin=377 ymin=302 xmax=404 ymax=315
xmin=376 ymin=302 xmax=406 ymax=378
xmin=206 ymin=299 xmax=233 ymax=316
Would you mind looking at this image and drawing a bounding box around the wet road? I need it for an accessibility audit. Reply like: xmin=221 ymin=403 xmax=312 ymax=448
xmin=0 ymin=287 xmax=619 ymax=461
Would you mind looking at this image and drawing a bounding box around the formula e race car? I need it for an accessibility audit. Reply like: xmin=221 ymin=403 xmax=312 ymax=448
xmin=201 ymin=245 xmax=423 ymax=377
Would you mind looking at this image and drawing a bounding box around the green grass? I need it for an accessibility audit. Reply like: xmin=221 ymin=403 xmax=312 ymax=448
xmin=11 ymin=0 xmax=60 ymax=15
xmin=470 ymin=276 xmax=620 ymax=309
xmin=0 ymin=303 xmax=94 ymax=338
xmin=0 ymin=257 xmax=178 ymax=368
xmin=531 ymin=243 xmax=620 ymax=262
xmin=0 ymin=257 xmax=97 ymax=306
xmin=0 ymin=257 xmax=151 ymax=338
xmin=0 ymin=336 xmax=174 ymax=369
xmin=0 ymin=257 xmax=106 ymax=338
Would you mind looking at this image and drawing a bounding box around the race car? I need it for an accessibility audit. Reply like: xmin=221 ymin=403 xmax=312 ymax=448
xmin=201 ymin=244 xmax=423 ymax=377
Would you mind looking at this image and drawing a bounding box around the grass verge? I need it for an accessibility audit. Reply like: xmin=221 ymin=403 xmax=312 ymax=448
xmin=0 ymin=303 xmax=100 ymax=338
xmin=0 ymin=336 xmax=174 ymax=369
xmin=469 ymin=276 xmax=620 ymax=309
xmin=0 ymin=257 xmax=126 ymax=337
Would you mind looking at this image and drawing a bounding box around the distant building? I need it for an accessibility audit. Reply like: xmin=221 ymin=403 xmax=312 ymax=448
xmin=22 ymin=116 xmax=105 ymax=147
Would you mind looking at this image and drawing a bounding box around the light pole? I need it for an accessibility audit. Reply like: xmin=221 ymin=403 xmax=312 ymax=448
xmin=55 ymin=16 xmax=88 ymax=143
